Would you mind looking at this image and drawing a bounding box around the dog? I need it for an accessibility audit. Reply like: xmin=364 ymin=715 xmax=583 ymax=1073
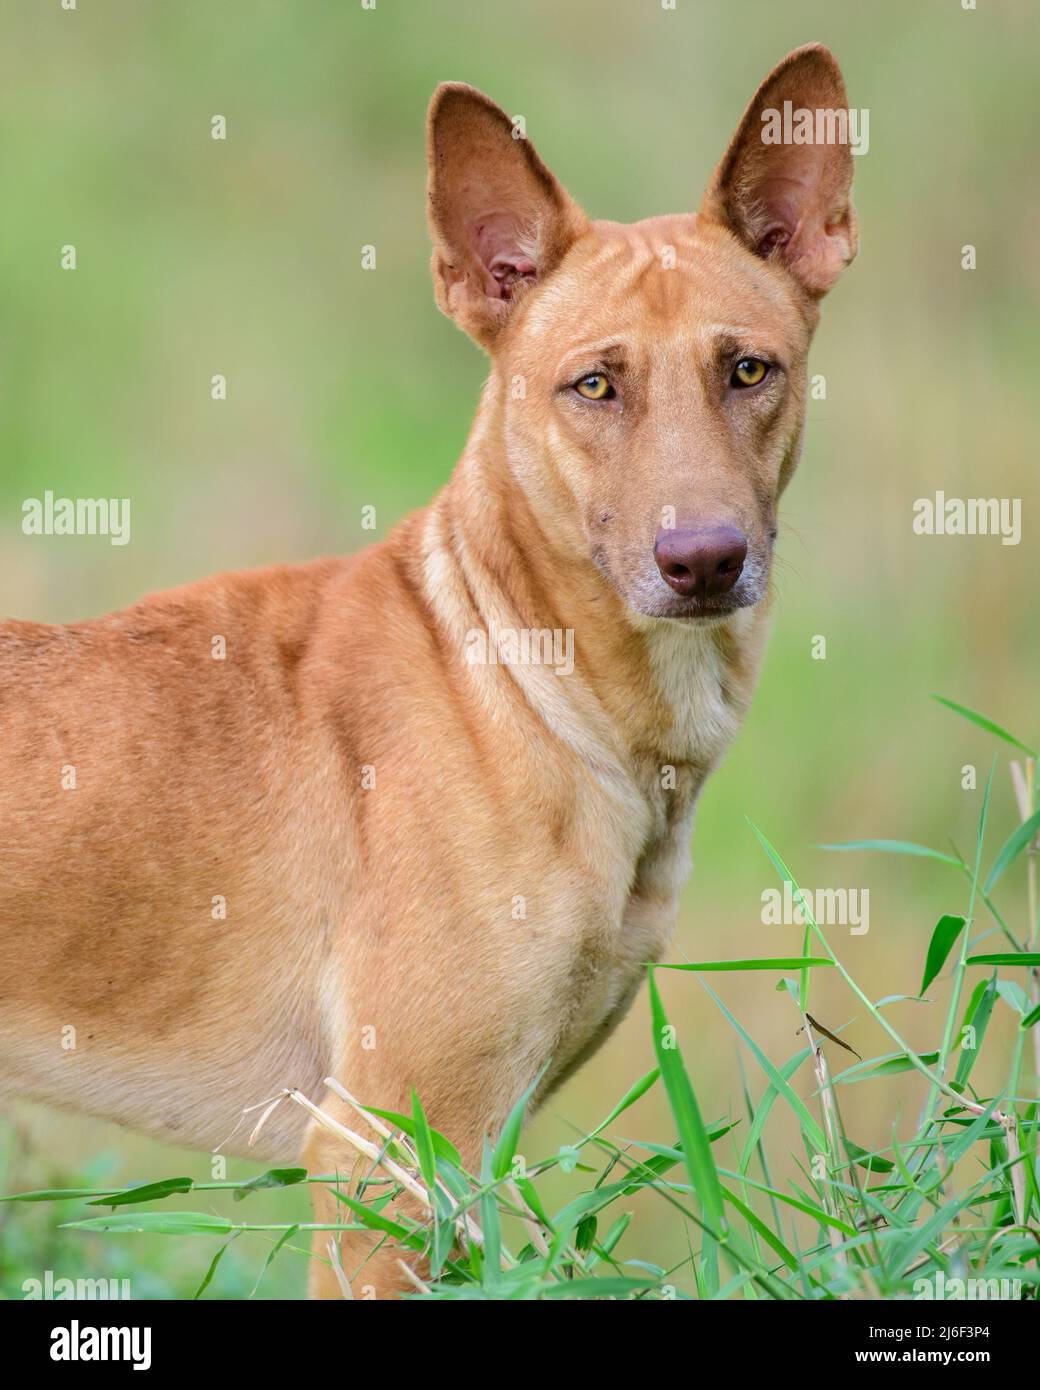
xmin=0 ymin=44 xmax=856 ymax=1298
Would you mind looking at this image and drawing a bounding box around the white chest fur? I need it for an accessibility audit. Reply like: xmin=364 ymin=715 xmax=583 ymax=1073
xmin=644 ymin=618 xmax=743 ymax=767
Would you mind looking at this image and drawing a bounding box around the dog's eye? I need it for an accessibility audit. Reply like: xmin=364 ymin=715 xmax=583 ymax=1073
xmin=731 ymin=358 xmax=770 ymax=388
xmin=574 ymin=373 xmax=615 ymax=401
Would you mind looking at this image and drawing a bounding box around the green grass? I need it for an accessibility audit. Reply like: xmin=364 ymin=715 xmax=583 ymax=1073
xmin=5 ymin=699 xmax=1037 ymax=1300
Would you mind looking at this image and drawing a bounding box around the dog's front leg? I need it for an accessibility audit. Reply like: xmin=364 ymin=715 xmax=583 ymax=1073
xmin=303 ymin=1112 xmax=424 ymax=1300
xmin=301 ymin=1087 xmax=487 ymax=1301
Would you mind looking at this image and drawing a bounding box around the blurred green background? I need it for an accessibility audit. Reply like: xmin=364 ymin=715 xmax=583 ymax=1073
xmin=1 ymin=0 xmax=1038 ymax=1298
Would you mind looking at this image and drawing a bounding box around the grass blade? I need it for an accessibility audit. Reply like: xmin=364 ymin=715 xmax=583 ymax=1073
xmin=657 ymin=958 xmax=833 ymax=973
xmin=984 ymin=806 xmax=1040 ymax=894
xmin=920 ymin=915 xmax=967 ymax=994
xmin=820 ymin=838 xmax=962 ymax=868
xmin=410 ymin=1090 xmax=438 ymax=1191
xmin=492 ymin=1066 xmax=547 ymax=1182
xmin=61 ymin=1212 xmax=234 ymax=1236
xmin=966 ymin=953 xmax=1040 ymax=967
xmin=932 ymin=695 xmax=1037 ymax=757
xmin=647 ymin=970 xmax=726 ymax=1239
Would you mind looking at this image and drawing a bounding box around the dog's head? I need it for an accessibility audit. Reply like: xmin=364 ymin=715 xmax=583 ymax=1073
xmin=426 ymin=45 xmax=857 ymax=623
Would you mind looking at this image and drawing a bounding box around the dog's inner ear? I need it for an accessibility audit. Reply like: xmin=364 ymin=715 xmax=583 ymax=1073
xmin=474 ymin=214 xmax=538 ymax=299
xmin=700 ymin=45 xmax=858 ymax=298
xmin=426 ymin=84 xmax=587 ymax=347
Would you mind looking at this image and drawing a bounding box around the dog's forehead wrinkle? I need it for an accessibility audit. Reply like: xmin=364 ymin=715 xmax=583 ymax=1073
xmin=516 ymin=222 xmax=805 ymax=359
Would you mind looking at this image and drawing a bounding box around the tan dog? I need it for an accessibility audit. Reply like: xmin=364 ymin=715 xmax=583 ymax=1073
xmin=0 ymin=45 xmax=856 ymax=1298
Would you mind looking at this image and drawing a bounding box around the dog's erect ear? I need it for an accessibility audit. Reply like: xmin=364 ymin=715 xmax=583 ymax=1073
xmin=426 ymin=83 xmax=587 ymax=348
xmin=700 ymin=44 xmax=858 ymax=298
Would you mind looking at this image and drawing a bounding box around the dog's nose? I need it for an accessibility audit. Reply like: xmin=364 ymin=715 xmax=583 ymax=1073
xmin=654 ymin=525 xmax=748 ymax=598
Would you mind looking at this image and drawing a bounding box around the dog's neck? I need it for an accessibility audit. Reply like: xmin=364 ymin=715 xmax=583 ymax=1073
xmin=417 ymin=376 xmax=770 ymax=784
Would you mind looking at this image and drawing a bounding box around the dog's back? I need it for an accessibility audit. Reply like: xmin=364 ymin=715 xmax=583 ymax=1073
xmin=0 ymin=558 xmax=356 ymax=1156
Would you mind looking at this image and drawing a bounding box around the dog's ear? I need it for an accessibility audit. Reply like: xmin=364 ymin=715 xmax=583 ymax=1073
xmin=700 ymin=44 xmax=858 ymax=298
xmin=426 ymin=83 xmax=587 ymax=348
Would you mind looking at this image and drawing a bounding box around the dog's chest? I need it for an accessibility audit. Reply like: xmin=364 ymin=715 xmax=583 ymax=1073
xmin=540 ymin=779 xmax=699 ymax=1094
xmin=545 ymin=629 xmax=741 ymax=1077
